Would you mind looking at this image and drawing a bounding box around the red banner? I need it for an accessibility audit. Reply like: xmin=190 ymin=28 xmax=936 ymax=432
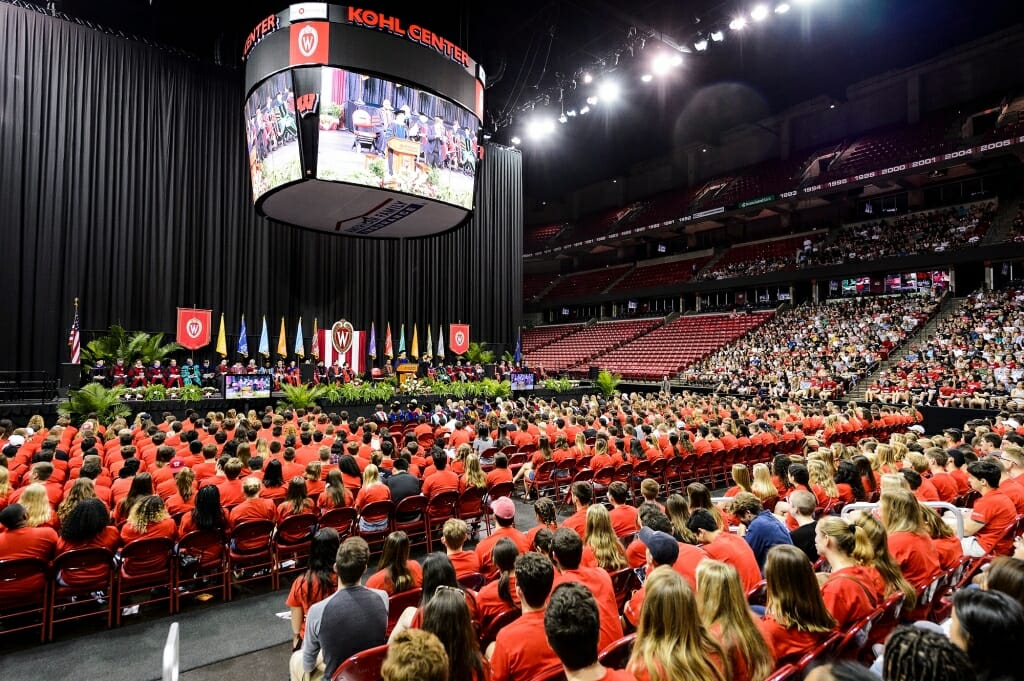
xmin=289 ymin=21 xmax=329 ymax=66
xmin=449 ymin=324 xmax=470 ymax=355
xmin=176 ymin=308 xmax=213 ymax=350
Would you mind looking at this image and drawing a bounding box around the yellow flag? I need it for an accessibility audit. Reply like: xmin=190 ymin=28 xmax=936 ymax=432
xmin=312 ymin=318 xmax=319 ymax=359
xmin=277 ymin=317 xmax=288 ymax=357
xmin=216 ymin=313 xmax=227 ymax=356
xmin=411 ymin=324 xmax=419 ymax=359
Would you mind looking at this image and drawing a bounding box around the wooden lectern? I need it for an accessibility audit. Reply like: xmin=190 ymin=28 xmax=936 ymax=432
xmin=396 ymin=364 xmax=418 ymax=386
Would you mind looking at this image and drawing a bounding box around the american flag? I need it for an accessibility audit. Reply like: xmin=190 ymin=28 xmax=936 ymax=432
xmin=68 ymin=301 xmax=81 ymax=365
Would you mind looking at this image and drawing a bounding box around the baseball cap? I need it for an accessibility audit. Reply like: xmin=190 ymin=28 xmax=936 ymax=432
xmin=909 ymin=425 xmax=925 ymax=434
xmin=638 ymin=527 xmax=679 ymax=566
xmin=7 ymin=434 xmax=25 ymax=447
xmin=490 ymin=496 xmax=516 ymax=520
xmin=169 ymin=458 xmax=187 ymax=470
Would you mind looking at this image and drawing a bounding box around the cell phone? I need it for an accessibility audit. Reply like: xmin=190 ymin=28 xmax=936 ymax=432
xmin=634 ymin=567 xmax=647 ymax=585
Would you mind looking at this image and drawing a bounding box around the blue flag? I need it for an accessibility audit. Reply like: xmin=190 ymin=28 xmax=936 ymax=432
xmin=238 ymin=316 xmax=248 ymax=357
xmin=294 ymin=318 xmax=305 ymax=357
xmin=368 ymin=322 xmax=377 ymax=359
xmin=258 ymin=316 xmax=270 ymax=357
xmin=514 ymin=328 xmax=522 ymax=365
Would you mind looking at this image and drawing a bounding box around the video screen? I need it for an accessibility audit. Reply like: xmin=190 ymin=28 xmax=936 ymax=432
xmin=225 ymin=375 xmax=272 ymax=399
xmin=245 ymin=71 xmax=301 ymax=202
xmin=318 ymin=66 xmax=479 ymax=211
xmin=509 ymin=372 xmax=535 ymax=390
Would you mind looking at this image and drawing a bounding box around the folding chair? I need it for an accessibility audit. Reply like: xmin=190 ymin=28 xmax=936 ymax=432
xmin=175 ymin=529 xmax=230 ymax=609
xmin=115 ymin=537 xmax=176 ymax=625
xmin=49 ymin=547 xmax=116 ymax=639
xmin=0 ymin=558 xmax=50 ymax=642
xmin=331 ymin=643 xmax=390 ymax=681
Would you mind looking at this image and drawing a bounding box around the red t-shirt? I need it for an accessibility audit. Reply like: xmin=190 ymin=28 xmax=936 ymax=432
xmin=490 ymin=610 xmax=562 ymax=681
xmin=933 ymin=535 xmax=964 ymax=571
xmin=363 ymin=560 xmax=423 ymax=595
xmin=448 ymin=550 xmax=482 ymax=578
xmin=476 ymin=527 xmax=531 ymax=578
xmin=757 ymin=614 xmax=832 ymax=663
xmin=120 ymin=517 xmax=177 ymax=544
xmin=286 ymin=572 xmax=337 ymax=636
xmin=354 ymin=483 xmax=391 ymax=521
xmin=887 ymin=531 xmax=941 ymax=588
xmin=554 ymin=567 xmax=624 ymax=652
xmin=970 ymin=489 xmax=1017 ymax=555
xmin=422 ymin=470 xmax=460 ymax=498
xmin=999 ymin=479 xmax=1024 ymax=515
xmin=929 ymin=473 xmax=959 ymax=503
xmin=820 ymin=565 xmax=883 ymax=629
xmin=609 ymin=505 xmax=639 ymax=538
xmin=475 ymin=574 xmax=520 ymax=625
xmin=561 ymin=508 xmax=588 ymax=539
xmin=703 ymin=531 xmax=763 ymax=593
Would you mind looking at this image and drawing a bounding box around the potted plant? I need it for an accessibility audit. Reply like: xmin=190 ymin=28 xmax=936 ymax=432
xmin=57 ymin=383 xmax=131 ymax=426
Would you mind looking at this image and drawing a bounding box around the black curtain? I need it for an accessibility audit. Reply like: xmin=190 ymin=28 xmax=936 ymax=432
xmin=0 ymin=4 xmax=522 ymax=373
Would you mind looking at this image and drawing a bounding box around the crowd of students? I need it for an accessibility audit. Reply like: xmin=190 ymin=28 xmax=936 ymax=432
xmin=806 ymin=202 xmax=995 ymax=268
xmin=682 ymin=295 xmax=939 ymax=399
xmin=3 ymin=389 xmax=1024 ymax=680
xmin=867 ymin=287 xmax=1024 ymax=409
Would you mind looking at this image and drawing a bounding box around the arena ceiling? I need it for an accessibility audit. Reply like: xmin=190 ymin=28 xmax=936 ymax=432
xmin=37 ymin=0 xmax=1024 ymax=197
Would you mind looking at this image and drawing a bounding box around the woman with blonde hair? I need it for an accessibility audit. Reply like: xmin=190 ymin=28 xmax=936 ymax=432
xmin=853 ymin=513 xmax=917 ymax=610
xmin=21 ymin=483 xmax=59 ymax=531
xmin=459 ymin=453 xmax=488 ymax=493
xmin=875 ymin=443 xmax=899 ymax=475
xmin=880 ymin=489 xmax=941 ymax=588
xmin=725 ymin=464 xmax=753 ymax=497
xmin=571 ymin=432 xmax=591 ymax=461
xmin=354 ymin=464 xmax=391 ymax=532
xmin=696 ymin=560 xmax=774 ymax=681
xmin=921 ymin=504 xmax=963 ymax=570
xmin=57 ymin=477 xmax=98 ymax=524
xmin=166 ymin=468 xmax=197 ymax=515
xmin=629 ymin=566 xmax=727 ymax=681
xmin=0 ymin=466 xmax=10 ymax=512
xmin=665 ymin=494 xmax=698 ymax=544
xmin=751 ymin=464 xmax=778 ymax=505
xmin=120 ymin=495 xmax=177 ymax=543
xmin=585 ymin=504 xmax=628 ymax=571
xmin=318 ymin=469 xmax=353 ymax=511
xmin=814 ymin=516 xmax=885 ymax=629
xmin=759 ymin=545 xmax=837 ymax=663
xmin=807 ymin=459 xmax=839 ymax=508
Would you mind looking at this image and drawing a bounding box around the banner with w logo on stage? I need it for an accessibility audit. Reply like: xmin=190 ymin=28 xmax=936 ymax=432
xmin=176 ymin=308 xmax=212 ymax=350
xmin=316 ymin=320 xmax=366 ymax=373
xmin=449 ymin=324 xmax=470 ymax=355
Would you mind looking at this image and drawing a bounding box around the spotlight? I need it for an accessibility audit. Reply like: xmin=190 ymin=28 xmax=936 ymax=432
xmin=641 ymin=73 xmax=653 ymax=83
xmin=670 ymin=53 xmax=683 ymax=66
xmin=694 ymin=38 xmax=709 ymax=52
xmin=774 ymin=3 xmax=791 ymax=13
xmin=526 ymin=118 xmax=556 ymax=139
xmin=750 ymin=5 xmax=769 ymax=21
xmin=511 ymin=136 xmax=521 ymax=145
xmin=701 ymin=147 xmax=708 ymax=153
xmin=586 ymin=95 xmax=598 ymax=106
xmin=579 ymin=105 xmax=590 ymax=115
xmin=829 ymin=102 xmax=836 ymax=109
xmin=582 ymin=72 xmax=593 ymax=84
xmin=558 ymin=113 xmax=568 ymax=123
xmin=651 ymin=53 xmax=672 ymax=75
xmin=729 ymin=16 xmax=747 ymax=30
xmin=597 ymin=80 xmax=620 ymax=102
xmin=566 ymin=109 xmax=577 ymax=117
xmin=711 ymin=30 xmax=725 ymax=41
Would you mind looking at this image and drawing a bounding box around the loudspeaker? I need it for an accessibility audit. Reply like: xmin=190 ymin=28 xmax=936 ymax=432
xmin=60 ymin=363 xmax=81 ymax=397
xmin=588 ymin=366 xmax=600 ymax=380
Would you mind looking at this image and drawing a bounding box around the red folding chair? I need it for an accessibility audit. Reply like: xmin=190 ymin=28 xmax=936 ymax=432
xmin=0 ymin=557 xmax=50 ymax=642
xmin=331 ymin=643 xmax=390 ymax=681
xmin=386 ymin=587 xmax=422 ymax=637
xmin=457 ymin=487 xmax=492 ymax=536
xmin=115 ymin=537 xmax=176 ymax=625
xmin=598 ymin=633 xmax=637 ymax=670
xmin=319 ymin=507 xmax=357 ymax=540
xmin=175 ymin=529 xmax=230 ymax=610
xmin=609 ymin=566 xmax=640 ymax=611
xmin=275 ymin=513 xmax=318 ymax=579
xmin=49 ymin=547 xmax=116 ymax=639
xmin=479 ymin=607 xmax=521 ymax=649
xmin=393 ymin=495 xmax=429 ymax=553
xmin=357 ymin=500 xmax=396 ymax=555
xmin=458 ymin=571 xmax=486 ymax=592
xmin=228 ymin=520 xmax=279 ymax=593
xmin=425 ymin=491 xmax=458 ymax=552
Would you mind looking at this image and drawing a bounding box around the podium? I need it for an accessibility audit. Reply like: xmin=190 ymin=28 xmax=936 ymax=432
xmin=396 ymin=364 xmax=418 ymax=386
xmin=387 ymin=137 xmax=422 ymax=176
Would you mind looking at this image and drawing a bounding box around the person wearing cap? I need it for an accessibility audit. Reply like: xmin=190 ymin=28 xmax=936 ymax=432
xmin=549 ymin=528 xmax=624 ymax=653
xmin=476 ymin=496 xmax=530 ymax=578
xmin=624 ymin=526 xmax=706 ymax=628
xmin=687 ymin=508 xmax=763 ymax=593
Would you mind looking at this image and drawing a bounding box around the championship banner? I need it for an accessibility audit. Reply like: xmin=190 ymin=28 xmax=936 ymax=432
xmin=449 ymin=324 xmax=470 ymax=355
xmin=176 ymin=308 xmax=213 ymax=351
xmin=316 ymin=321 xmax=367 ymax=374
